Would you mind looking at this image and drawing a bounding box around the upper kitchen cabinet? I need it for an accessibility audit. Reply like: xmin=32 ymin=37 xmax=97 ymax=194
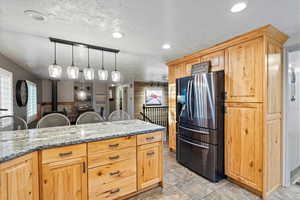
xmin=225 ymin=38 xmax=263 ymax=103
xmin=201 ymin=50 xmax=225 ymax=72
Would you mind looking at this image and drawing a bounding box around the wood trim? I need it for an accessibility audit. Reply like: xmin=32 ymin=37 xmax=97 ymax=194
xmin=167 ymin=25 xmax=288 ymax=66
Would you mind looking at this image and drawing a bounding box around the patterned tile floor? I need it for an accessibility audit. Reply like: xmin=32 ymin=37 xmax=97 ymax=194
xmin=129 ymin=146 xmax=300 ymax=200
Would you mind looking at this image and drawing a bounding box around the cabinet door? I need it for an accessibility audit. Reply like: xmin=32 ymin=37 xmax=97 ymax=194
xmin=42 ymin=157 xmax=87 ymax=200
xmin=225 ymin=38 xmax=263 ymax=102
xmin=137 ymin=142 xmax=162 ymax=190
xmin=201 ymin=50 xmax=225 ymax=72
xmin=0 ymin=152 xmax=39 ymax=200
xmin=225 ymin=103 xmax=263 ymax=191
xmin=168 ymin=66 xmax=176 ymax=84
xmin=168 ymin=83 xmax=176 ymax=151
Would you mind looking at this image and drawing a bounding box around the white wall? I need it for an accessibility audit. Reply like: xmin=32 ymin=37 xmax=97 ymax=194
xmin=0 ymin=53 xmax=40 ymax=120
xmin=286 ymin=49 xmax=300 ymax=172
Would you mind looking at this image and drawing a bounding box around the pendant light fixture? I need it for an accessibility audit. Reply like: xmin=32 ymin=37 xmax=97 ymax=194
xmin=83 ymin=47 xmax=94 ymax=80
xmin=67 ymin=45 xmax=79 ymax=79
xmin=111 ymin=52 xmax=121 ymax=82
xmin=98 ymin=50 xmax=108 ymax=81
xmin=48 ymin=42 xmax=62 ymax=79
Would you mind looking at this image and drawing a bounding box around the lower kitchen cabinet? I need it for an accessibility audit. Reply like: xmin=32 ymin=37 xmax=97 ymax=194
xmin=225 ymin=103 xmax=263 ymax=192
xmin=0 ymin=152 xmax=39 ymax=200
xmin=137 ymin=142 xmax=163 ymax=190
xmin=42 ymin=156 xmax=87 ymax=200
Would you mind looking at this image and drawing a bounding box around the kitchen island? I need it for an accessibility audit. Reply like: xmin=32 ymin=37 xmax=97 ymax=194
xmin=0 ymin=120 xmax=165 ymax=200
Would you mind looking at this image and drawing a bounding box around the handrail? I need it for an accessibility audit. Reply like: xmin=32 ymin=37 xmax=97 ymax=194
xmin=139 ymin=112 xmax=154 ymax=123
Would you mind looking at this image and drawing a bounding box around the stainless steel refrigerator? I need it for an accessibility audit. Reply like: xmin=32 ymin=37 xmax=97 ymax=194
xmin=176 ymin=70 xmax=225 ymax=182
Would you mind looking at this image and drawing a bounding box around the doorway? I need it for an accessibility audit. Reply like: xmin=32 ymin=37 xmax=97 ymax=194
xmin=284 ymin=45 xmax=300 ymax=186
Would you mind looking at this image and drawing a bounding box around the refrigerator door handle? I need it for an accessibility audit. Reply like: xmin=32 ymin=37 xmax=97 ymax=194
xmin=179 ymin=137 xmax=209 ymax=149
xmin=189 ymin=80 xmax=193 ymax=120
xmin=186 ymin=80 xmax=191 ymax=119
xmin=179 ymin=125 xmax=210 ymax=135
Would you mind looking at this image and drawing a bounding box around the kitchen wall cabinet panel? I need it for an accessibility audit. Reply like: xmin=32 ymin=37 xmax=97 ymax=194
xmin=168 ymin=83 xmax=176 ymax=151
xmin=225 ymin=103 xmax=263 ymax=191
xmin=201 ymin=50 xmax=225 ymax=72
xmin=0 ymin=152 xmax=39 ymax=200
xmin=42 ymin=156 xmax=87 ymax=200
xmin=225 ymin=38 xmax=263 ymax=103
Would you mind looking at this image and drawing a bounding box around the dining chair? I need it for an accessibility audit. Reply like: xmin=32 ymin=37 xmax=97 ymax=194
xmin=108 ymin=110 xmax=131 ymax=121
xmin=0 ymin=115 xmax=28 ymax=131
xmin=76 ymin=111 xmax=105 ymax=125
xmin=37 ymin=113 xmax=70 ymax=128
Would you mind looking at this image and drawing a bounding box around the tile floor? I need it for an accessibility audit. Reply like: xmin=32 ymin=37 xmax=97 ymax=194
xmin=129 ymin=146 xmax=300 ymax=200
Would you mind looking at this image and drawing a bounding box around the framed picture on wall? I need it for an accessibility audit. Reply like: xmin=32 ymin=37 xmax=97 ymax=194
xmin=145 ymin=89 xmax=163 ymax=105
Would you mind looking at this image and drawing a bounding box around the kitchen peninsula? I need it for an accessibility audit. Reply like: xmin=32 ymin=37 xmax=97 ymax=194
xmin=0 ymin=120 xmax=165 ymax=200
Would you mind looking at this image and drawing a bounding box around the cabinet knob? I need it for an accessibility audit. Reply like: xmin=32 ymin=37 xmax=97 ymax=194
xmin=109 ymin=143 xmax=119 ymax=148
xmin=110 ymin=188 xmax=120 ymax=194
xmin=109 ymin=155 xmax=120 ymax=160
xmin=59 ymin=151 xmax=73 ymax=157
xmin=110 ymin=170 xmax=120 ymax=176
xmin=147 ymin=152 xmax=155 ymax=156
xmin=146 ymin=136 xmax=155 ymax=140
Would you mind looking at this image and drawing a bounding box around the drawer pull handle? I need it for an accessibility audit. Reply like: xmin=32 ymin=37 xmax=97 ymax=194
xmin=59 ymin=151 xmax=73 ymax=157
xmin=110 ymin=188 xmax=120 ymax=194
xmin=147 ymin=152 xmax=155 ymax=156
xmin=109 ymin=155 xmax=120 ymax=160
xmin=109 ymin=143 xmax=119 ymax=148
xmin=110 ymin=170 xmax=120 ymax=176
xmin=146 ymin=136 xmax=155 ymax=140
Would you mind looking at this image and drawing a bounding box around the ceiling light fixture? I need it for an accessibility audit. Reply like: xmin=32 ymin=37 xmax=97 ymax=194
xmin=83 ymin=48 xmax=95 ymax=80
xmin=67 ymin=45 xmax=79 ymax=80
xmin=111 ymin=53 xmax=121 ymax=82
xmin=98 ymin=50 xmax=108 ymax=81
xmin=24 ymin=10 xmax=47 ymax=21
xmin=112 ymin=32 xmax=124 ymax=39
xmin=230 ymin=2 xmax=247 ymax=13
xmin=162 ymin=44 xmax=171 ymax=50
xmin=48 ymin=42 xmax=62 ymax=79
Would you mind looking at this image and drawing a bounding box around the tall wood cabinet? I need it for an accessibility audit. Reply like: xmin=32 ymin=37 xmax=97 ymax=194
xmin=0 ymin=152 xmax=39 ymax=200
xmin=167 ymin=25 xmax=288 ymax=199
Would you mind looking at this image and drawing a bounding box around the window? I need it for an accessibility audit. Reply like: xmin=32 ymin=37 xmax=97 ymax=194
xmin=27 ymin=81 xmax=37 ymax=123
xmin=0 ymin=67 xmax=13 ymax=128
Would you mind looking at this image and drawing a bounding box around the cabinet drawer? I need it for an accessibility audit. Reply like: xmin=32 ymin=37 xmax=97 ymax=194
xmin=137 ymin=131 xmax=162 ymax=145
xmin=41 ymin=143 xmax=86 ymax=164
xmin=88 ymin=159 xmax=136 ymax=199
xmin=88 ymin=147 xmax=136 ymax=168
xmin=88 ymin=136 xmax=136 ymax=154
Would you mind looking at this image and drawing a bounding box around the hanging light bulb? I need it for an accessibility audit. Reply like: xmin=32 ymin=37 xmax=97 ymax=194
xmin=111 ymin=52 xmax=121 ymax=82
xmin=48 ymin=42 xmax=62 ymax=79
xmin=98 ymin=50 xmax=108 ymax=81
xmin=67 ymin=45 xmax=79 ymax=79
xmin=83 ymin=47 xmax=94 ymax=80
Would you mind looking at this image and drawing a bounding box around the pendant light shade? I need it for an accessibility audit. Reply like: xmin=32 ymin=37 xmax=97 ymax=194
xmin=98 ymin=50 xmax=108 ymax=81
xmin=67 ymin=45 xmax=79 ymax=79
xmin=49 ymin=42 xmax=62 ymax=79
xmin=111 ymin=53 xmax=121 ymax=82
xmin=83 ymin=48 xmax=94 ymax=80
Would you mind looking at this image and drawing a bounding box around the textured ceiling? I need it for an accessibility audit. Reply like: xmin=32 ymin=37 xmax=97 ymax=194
xmin=0 ymin=0 xmax=299 ymax=83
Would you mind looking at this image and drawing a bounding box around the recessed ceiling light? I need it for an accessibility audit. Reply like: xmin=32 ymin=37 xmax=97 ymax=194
xmin=162 ymin=44 xmax=171 ymax=50
xmin=230 ymin=2 xmax=247 ymax=13
xmin=24 ymin=10 xmax=47 ymax=21
xmin=112 ymin=32 xmax=124 ymax=39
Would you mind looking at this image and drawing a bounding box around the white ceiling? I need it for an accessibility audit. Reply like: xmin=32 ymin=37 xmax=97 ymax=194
xmin=0 ymin=0 xmax=299 ymax=83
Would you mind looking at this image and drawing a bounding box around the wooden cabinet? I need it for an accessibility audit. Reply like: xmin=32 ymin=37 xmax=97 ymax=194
xmin=0 ymin=152 xmax=39 ymax=200
xmin=225 ymin=38 xmax=263 ymax=103
xmin=168 ymin=83 xmax=176 ymax=151
xmin=201 ymin=50 xmax=225 ymax=72
xmin=185 ymin=57 xmax=200 ymax=75
xmin=137 ymin=142 xmax=163 ymax=190
xmin=42 ymin=156 xmax=87 ymax=200
xmin=225 ymin=103 xmax=263 ymax=191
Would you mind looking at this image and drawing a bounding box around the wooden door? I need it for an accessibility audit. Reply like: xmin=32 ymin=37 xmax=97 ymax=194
xmin=225 ymin=103 xmax=263 ymax=191
xmin=42 ymin=157 xmax=87 ymax=200
xmin=168 ymin=83 xmax=176 ymax=151
xmin=225 ymin=38 xmax=263 ymax=102
xmin=0 ymin=152 xmax=39 ymax=200
xmin=201 ymin=50 xmax=225 ymax=72
xmin=137 ymin=142 xmax=162 ymax=189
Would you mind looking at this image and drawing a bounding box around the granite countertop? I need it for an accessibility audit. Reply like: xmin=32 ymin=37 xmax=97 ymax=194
xmin=0 ymin=120 xmax=165 ymax=163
